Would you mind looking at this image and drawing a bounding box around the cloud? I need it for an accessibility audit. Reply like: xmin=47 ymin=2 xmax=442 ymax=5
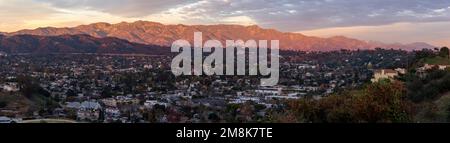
xmin=0 ymin=0 xmax=147 ymax=32
xmin=142 ymin=0 xmax=257 ymax=25
xmin=300 ymin=21 xmax=450 ymax=46
xmin=34 ymin=0 xmax=196 ymax=17
xmin=0 ymin=0 xmax=59 ymax=31
xmin=26 ymin=0 xmax=450 ymax=31
xmin=190 ymin=0 xmax=450 ymax=31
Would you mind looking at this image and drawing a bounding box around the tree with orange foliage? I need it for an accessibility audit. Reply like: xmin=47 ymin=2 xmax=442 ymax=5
xmin=282 ymin=80 xmax=413 ymax=123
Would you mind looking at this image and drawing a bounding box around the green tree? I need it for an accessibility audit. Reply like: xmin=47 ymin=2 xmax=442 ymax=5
xmin=0 ymin=101 xmax=7 ymax=108
xmin=439 ymin=47 xmax=449 ymax=58
xmin=447 ymin=105 xmax=450 ymax=122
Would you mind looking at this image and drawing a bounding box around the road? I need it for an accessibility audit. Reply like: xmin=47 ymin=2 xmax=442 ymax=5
xmin=20 ymin=119 xmax=78 ymax=123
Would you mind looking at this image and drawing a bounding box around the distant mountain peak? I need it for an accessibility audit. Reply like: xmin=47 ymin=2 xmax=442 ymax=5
xmin=89 ymin=22 xmax=112 ymax=27
xmin=5 ymin=21 xmax=436 ymax=51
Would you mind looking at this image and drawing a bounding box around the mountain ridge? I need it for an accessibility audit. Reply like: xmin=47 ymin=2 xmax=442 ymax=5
xmin=0 ymin=34 xmax=168 ymax=54
xmin=3 ymin=21 xmax=436 ymax=51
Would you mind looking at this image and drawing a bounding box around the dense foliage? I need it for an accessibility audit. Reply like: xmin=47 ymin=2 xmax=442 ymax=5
xmin=268 ymin=47 xmax=450 ymax=123
xmin=267 ymin=80 xmax=413 ymax=123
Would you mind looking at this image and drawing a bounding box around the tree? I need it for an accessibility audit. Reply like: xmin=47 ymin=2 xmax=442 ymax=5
xmin=0 ymin=101 xmax=7 ymax=108
xmin=101 ymin=86 xmax=113 ymax=98
xmin=439 ymin=47 xmax=449 ymax=58
xmin=66 ymin=89 xmax=77 ymax=97
xmin=285 ymin=80 xmax=413 ymax=123
xmin=17 ymin=75 xmax=50 ymax=99
xmin=447 ymin=105 xmax=450 ymax=122
xmin=414 ymin=49 xmax=435 ymax=62
xmin=355 ymin=80 xmax=413 ymax=122
xmin=208 ymin=112 xmax=220 ymax=122
xmin=408 ymin=71 xmax=450 ymax=102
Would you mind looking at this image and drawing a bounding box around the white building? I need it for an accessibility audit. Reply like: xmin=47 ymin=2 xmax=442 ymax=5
xmin=371 ymin=69 xmax=399 ymax=83
xmin=0 ymin=116 xmax=20 ymax=123
xmin=395 ymin=68 xmax=407 ymax=74
xmin=144 ymin=100 xmax=168 ymax=108
xmin=0 ymin=51 xmax=7 ymax=57
xmin=229 ymin=97 xmax=260 ymax=104
xmin=419 ymin=64 xmax=450 ymax=71
xmin=255 ymin=87 xmax=282 ymax=96
xmin=1 ymin=83 xmax=19 ymax=92
xmin=265 ymin=96 xmax=300 ymax=100
xmin=0 ymin=116 xmax=13 ymax=123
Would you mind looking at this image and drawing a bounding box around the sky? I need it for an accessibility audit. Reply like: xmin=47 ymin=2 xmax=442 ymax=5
xmin=0 ymin=0 xmax=450 ymax=46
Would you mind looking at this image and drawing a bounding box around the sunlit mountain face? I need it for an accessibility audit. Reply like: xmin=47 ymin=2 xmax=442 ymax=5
xmin=0 ymin=0 xmax=449 ymax=47
xmin=1 ymin=21 xmax=435 ymax=52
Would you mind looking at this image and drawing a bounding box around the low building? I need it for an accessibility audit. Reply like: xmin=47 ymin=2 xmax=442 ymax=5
xmin=104 ymin=108 xmax=121 ymax=122
xmin=144 ymin=100 xmax=168 ymax=108
xmin=0 ymin=116 xmax=13 ymax=123
xmin=0 ymin=51 xmax=7 ymax=57
xmin=0 ymin=116 xmax=20 ymax=123
xmin=1 ymin=82 xmax=19 ymax=92
xmin=101 ymin=98 xmax=117 ymax=107
xmin=419 ymin=64 xmax=450 ymax=71
xmin=371 ymin=69 xmax=399 ymax=82
xmin=116 ymin=96 xmax=140 ymax=105
xmin=66 ymin=102 xmax=81 ymax=109
xmin=77 ymin=101 xmax=102 ymax=121
xmin=229 ymin=97 xmax=260 ymax=104
xmin=255 ymin=87 xmax=282 ymax=96
xmin=265 ymin=95 xmax=300 ymax=100
xmin=395 ymin=68 xmax=407 ymax=74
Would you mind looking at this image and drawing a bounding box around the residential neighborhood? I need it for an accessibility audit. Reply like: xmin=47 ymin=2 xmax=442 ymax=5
xmin=0 ymin=49 xmax=415 ymax=123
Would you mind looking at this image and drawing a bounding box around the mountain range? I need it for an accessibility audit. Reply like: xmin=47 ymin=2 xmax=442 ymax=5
xmin=0 ymin=21 xmax=436 ymax=52
xmin=0 ymin=34 xmax=168 ymax=54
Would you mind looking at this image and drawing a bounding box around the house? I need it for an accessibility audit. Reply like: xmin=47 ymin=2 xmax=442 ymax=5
xmin=104 ymin=108 xmax=121 ymax=122
xmin=395 ymin=68 xmax=406 ymax=74
xmin=437 ymin=65 xmax=450 ymax=70
xmin=419 ymin=64 xmax=450 ymax=71
xmin=0 ymin=51 xmax=7 ymax=57
xmin=65 ymin=102 xmax=81 ymax=109
xmin=144 ymin=100 xmax=168 ymax=108
xmin=143 ymin=64 xmax=153 ymax=69
xmin=0 ymin=116 xmax=20 ymax=123
xmin=255 ymin=87 xmax=282 ymax=96
xmin=229 ymin=97 xmax=260 ymax=104
xmin=304 ymin=86 xmax=319 ymax=92
xmin=101 ymin=98 xmax=117 ymax=107
xmin=371 ymin=69 xmax=399 ymax=82
xmin=416 ymin=64 xmax=450 ymax=77
xmin=0 ymin=116 xmax=13 ymax=123
xmin=77 ymin=101 xmax=102 ymax=121
xmin=265 ymin=95 xmax=300 ymax=100
xmin=115 ymin=96 xmax=140 ymax=105
xmin=1 ymin=82 xmax=19 ymax=92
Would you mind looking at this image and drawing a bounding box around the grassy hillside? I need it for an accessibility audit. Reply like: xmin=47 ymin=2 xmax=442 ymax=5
xmin=0 ymin=92 xmax=33 ymax=117
xmin=423 ymin=56 xmax=450 ymax=65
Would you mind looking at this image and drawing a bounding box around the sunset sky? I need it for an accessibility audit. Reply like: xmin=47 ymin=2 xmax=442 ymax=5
xmin=1 ymin=0 xmax=450 ymax=46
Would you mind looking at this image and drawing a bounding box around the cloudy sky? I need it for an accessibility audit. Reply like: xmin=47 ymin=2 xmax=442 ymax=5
xmin=1 ymin=0 xmax=450 ymax=46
